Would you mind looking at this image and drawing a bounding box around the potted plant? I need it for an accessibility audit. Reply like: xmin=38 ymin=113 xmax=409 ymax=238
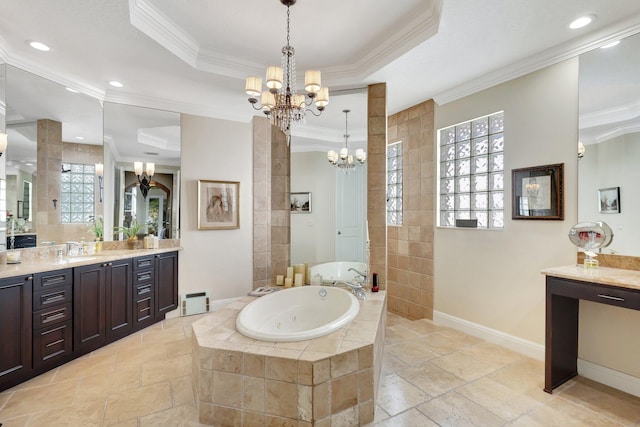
xmin=114 ymin=218 xmax=141 ymax=249
xmin=88 ymin=215 xmax=104 ymax=252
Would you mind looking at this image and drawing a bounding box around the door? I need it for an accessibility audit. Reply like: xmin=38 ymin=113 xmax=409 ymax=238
xmin=155 ymin=251 xmax=178 ymax=321
xmin=105 ymin=259 xmax=133 ymax=341
xmin=335 ymin=165 xmax=367 ymax=262
xmin=74 ymin=263 xmax=106 ymax=355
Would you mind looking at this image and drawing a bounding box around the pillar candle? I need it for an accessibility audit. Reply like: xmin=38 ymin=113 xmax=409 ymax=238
xmin=294 ymin=273 xmax=303 ymax=287
xmin=293 ymin=264 xmax=306 ymax=284
xmin=284 ymin=277 xmax=292 ymax=288
xmin=304 ymin=263 xmax=310 ymax=285
xmin=286 ymin=266 xmax=294 ymax=279
xmin=276 ymin=275 xmax=284 ymax=286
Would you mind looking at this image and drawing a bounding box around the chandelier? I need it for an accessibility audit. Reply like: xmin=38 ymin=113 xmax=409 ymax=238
xmin=327 ymin=109 xmax=366 ymax=173
xmin=244 ymin=0 xmax=329 ymax=144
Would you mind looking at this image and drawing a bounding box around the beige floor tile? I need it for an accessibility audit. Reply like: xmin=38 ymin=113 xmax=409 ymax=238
xmin=376 ymin=374 xmax=429 ymax=416
xmin=386 ymin=313 xmax=414 ymax=328
xmin=417 ymin=391 xmax=506 ymax=427
xmin=370 ymin=405 xmax=390 ymax=424
xmin=0 ymin=379 xmax=80 ymax=419
xmin=487 ymin=359 xmax=551 ymax=403
xmin=407 ymin=318 xmax=449 ymax=336
xmin=461 ymin=341 xmax=527 ymax=369
xmin=171 ymin=374 xmax=196 ymax=407
xmin=397 ymin=361 xmax=466 ymax=397
xmin=78 ymin=366 xmax=142 ymax=398
xmin=54 ymin=352 xmax=117 ymax=382
xmin=511 ymin=395 xmax=626 ymax=426
xmin=421 ymin=331 xmax=483 ymax=355
xmin=138 ymin=403 xmax=201 ymax=426
xmin=456 ymin=377 xmax=542 ymax=421
xmin=103 ymin=381 xmax=172 ymax=425
xmin=165 ymin=337 xmax=193 ymax=358
xmin=114 ymin=342 xmax=168 ymax=370
xmin=141 ymin=353 xmax=192 ymax=385
xmin=381 ymin=351 xmax=410 ymax=376
xmin=385 ymin=338 xmax=440 ymax=366
xmin=0 ymin=414 xmax=30 ymax=426
xmin=557 ymin=377 xmax=640 ymax=425
xmin=374 ymin=408 xmax=439 ymax=426
xmin=384 ymin=325 xmax=423 ymax=344
xmin=141 ymin=325 xmax=187 ymax=345
xmin=27 ymin=396 xmax=106 ymax=427
xmin=430 ymin=351 xmax=497 ymax=381
xmin=5 ymin=368 xmax=57 ymax=392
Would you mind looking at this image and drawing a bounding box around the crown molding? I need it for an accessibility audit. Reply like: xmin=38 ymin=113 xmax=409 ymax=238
xmin=581 ymin=120 xmax=640 ymax=145
xmin=580 ymin=100 xmax=640 ymax=130
xmin=128 ymin=0 xmax=200 ymax=68
xmin=434 ymin=16 xmax=640 ymax=106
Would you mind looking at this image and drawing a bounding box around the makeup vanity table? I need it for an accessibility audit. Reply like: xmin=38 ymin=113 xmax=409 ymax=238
xmin=541 ymin=265 xmax=640 ymax=393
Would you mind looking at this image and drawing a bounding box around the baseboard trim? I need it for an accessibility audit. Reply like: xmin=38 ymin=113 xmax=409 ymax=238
xmin=578 ymin=359 xmax=640 ymax=398
xmin=433 ymin=310 xmax=544 ymax=361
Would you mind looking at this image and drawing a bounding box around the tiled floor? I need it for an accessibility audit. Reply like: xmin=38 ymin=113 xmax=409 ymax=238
xmin=1 ymin=312 xmax=640 ymax=426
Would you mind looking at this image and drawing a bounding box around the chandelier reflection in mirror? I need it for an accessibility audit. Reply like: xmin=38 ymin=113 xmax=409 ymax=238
xmin=244 ymin=0 xmax=329 ymax=144
xmin=328 ymin=109 xmax=366 ymax=174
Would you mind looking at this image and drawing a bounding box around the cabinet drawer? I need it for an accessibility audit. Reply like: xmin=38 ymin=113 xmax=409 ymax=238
xmin=133 ymin=256 xmax=154 ymax=271
xmin=33 ymin=302 xmax=73 ymax=329
xmin=134 ymin=269 xmax=154 ymax=286
xmin=33 ymin=320 xmax=73 ymax=370
xmin=33 ymin=285 xmax=73 ymax=311
xmin=33 ymin=269 xmax=72 ymax=293
xmin=548 ymin=277 xmax=640 ymax=310
xmin=135 ymin=282 xmax=154 ymax=297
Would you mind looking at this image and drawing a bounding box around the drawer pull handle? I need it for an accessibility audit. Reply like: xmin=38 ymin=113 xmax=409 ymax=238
xmin=139 ymin=273 xmax=151 ymax=281
xmin=43 ymin=313 xmax=66 ymax=323
xmin=43 ymin=293 xmax=66 ymax=304
xmin=46 ymin=339 xmax=65 ymax=348
xmin=43 ymin=275 xmax=66 ymax=285
xmin=597 ymin=294 xmax=625 ymax=302
xmin=138 ymin=287 xmax=151 ymax=295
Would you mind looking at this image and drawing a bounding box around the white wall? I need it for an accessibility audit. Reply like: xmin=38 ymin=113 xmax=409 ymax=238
xmin=179 ymin=114 xmax=253 ymax=301
xmin=578 ymin=132 xmax=640 ymax=256
xmin=290 ymin=151 xmax=335 ymax=264
xmin=435 ymin=59 xmax=579 ymax=345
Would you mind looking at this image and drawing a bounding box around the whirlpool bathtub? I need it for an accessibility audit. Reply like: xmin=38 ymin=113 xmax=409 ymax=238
xmin=235 ymin=285 xmax=360 ymax=342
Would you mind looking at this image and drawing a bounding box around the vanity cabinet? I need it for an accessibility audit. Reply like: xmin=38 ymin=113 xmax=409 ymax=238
xmin=32 ymin=269 xmax=73 ymax=371
xmin=74 ymin=259 xmax=133 ymax=355
xmin=154 ymin=251 xmax=178 ymax=321
xmin=0 ymin=274 xmax=33 ymax=391
xmin=132 ymin=255 xmax=155 ymax=331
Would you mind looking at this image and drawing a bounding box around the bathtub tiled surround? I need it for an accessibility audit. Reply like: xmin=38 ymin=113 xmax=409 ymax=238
xmin=192 ymin=291 xmax=387 ymax=426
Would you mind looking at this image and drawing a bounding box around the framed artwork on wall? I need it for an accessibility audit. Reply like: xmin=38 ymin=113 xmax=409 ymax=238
xmin=197 ymin=180 xmax=240 ymax=230
xmin=598 ymin=186 xmax=620 ymax=213
xmin=512 ymin=163 xmax=564 ymax=220
xmin=290 ymin=192 xmax=311 ymax=213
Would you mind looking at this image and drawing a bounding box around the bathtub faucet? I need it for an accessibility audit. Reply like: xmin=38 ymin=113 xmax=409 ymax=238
xmin=333 ymin=280 xmax=367 ymax=300
xmin=347 ymin=267 xmax=367 ymax=282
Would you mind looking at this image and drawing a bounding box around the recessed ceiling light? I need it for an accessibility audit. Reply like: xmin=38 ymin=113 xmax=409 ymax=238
xmin=108 ymin=80 xmax=124 ymax=88
xmin=569 ymin=15 xmax=595 ymax=30
xmin=29 ymin=41 xmax=51 ymax=51
xmin=75 ymin=136 xmax=85 ymax=140
xmin=601 ymin=40 xmax=620 ymax=49
xmin=65 ymin=87 xmax=79 ymax=93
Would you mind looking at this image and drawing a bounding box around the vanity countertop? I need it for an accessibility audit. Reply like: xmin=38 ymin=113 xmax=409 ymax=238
xmin=0 ymin=247 xmax=182 ymax=279
xmin=541 ymin=265 xmax=640 ymax=291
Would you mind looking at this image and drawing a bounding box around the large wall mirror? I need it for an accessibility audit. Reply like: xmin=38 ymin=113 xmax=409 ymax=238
xmin=103 ymin=102 xmax=180 ymax=241
xmin=578 ymin=32 xmax=640 ymax=256
xmin=290 ymin=89 xmax=367 ymax=264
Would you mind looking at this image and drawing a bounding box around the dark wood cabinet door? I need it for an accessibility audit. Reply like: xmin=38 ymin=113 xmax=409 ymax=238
xmin=0 ymin=275 xmax=33 ymax=391
xmin=73 ymin=263 xmax=106 ymax=355
xmin=155 ymin=251 xmax=178 ymax=320
xmin=105 ymin=259 xmax=133 ymax=341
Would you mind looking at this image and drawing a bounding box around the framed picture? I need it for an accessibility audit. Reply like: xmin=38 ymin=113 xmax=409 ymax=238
xmin=598 ymin=187 xmax=620 ymax=213
xmin=197 ymin=180 xmax=239 ymax=230
xmin=512 ymin=163 xmax=564 ymax=220
xmin=290 ymin=192 xmax=311 ymax=213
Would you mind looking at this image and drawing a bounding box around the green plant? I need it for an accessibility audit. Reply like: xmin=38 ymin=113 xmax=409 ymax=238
xmin=88 ymin=215 xmax=104 ymax=239
xmin=114 ymin=218 xmax=141 ymax=241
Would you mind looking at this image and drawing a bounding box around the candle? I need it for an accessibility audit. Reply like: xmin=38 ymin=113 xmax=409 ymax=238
xmin=284 ymin=278 xmax=292 ymax=288
xmin=294 ymin=273 xmax=303 ymax=287
xmin=304 ymin=263 xmax=310 ymax=285
xmin=276 ymin=275 xmax=284 ymax=286
xmin=294 ymin=264 xmax=306 ymax=284
xmin=286 ymin=266 xmax=294 ymax=279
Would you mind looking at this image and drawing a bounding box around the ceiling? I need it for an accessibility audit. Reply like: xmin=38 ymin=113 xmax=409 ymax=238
xmin=1 ymin=0 xmax=640 ymax=155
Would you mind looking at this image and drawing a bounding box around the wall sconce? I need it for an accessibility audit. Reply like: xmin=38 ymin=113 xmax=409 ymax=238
xmin=95 ymin=162 xmax=104 ymax=203
xmin=0 ymin=132 xmax=8 ymax=156
xmin=134 ymin=161 xmax=154 ymax=199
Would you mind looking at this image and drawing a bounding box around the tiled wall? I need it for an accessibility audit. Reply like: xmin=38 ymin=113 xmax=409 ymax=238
xmin=252 ymin=117 xmax=290 ymax=289
xmin=367 ymin=83 xmax=388 ymax=290
xmin=387 ymin=101 xmax=435 ymax=320
xmin=36 ymin=119 xmax=63 ymax=244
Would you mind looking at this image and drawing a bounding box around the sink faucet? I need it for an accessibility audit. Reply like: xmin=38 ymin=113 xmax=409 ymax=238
xmin=332 ymin=280 xmax=367 ymax=300
xmin=347 ymin=267 xmax=367 ymax=283
xmin=65 ymin=241 xmax=83 ymax=256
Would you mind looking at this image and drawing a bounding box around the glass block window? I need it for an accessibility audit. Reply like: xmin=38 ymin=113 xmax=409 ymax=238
xmin=61 ymin=163 xmax=95 ymax=223
xmin=438 ymin=111 xmax=504 ymax=229
xmin=387 ymin=141 xmax=403 ymax=226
